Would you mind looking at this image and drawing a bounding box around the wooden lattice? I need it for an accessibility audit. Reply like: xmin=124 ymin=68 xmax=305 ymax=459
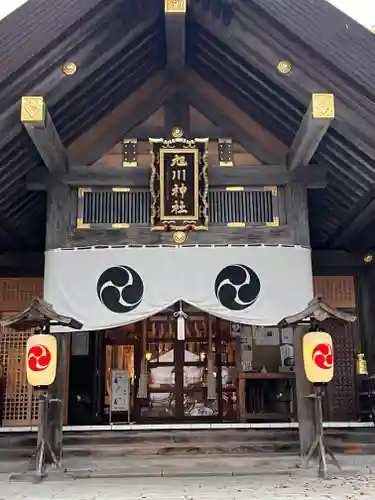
xmin=325 ymin=320 xmax=357 ymax=421
xmin=0 ymin=278 xmax=43 ymax=313
xmin=0 ymin=278 xmax=43 ymax=427
xmin=313 ymin=276 xmax=356 ymax=309
xmin=0 ymin=320 xmax=39 ymax=426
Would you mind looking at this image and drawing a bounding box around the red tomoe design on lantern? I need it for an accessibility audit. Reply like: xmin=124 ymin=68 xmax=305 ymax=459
xmin=312 ymin=343 xmax=333 ymax=370
xmin=28 ymin=344 xmax=52 ymax=372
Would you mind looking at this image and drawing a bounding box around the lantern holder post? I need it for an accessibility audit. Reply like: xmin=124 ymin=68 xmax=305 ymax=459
xmin=303 ymin=383 xmax=340 ymax=479
xmin=0 ymin=297 xmax=91 ymax=483
xmin=278 ymin=296 xmax=356 ymax=479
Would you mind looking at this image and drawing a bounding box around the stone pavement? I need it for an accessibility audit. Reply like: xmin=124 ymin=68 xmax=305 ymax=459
xmin=0 ymin=454 xmax=375 ymax=499
xmin=1 ymin=472 xmax=375 ymax=500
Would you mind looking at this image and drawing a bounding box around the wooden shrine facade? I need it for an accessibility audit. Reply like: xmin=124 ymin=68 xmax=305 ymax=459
xmin=0 ymin=0 xmax=374 ymax=455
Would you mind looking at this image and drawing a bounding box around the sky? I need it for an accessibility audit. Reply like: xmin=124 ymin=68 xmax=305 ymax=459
xmin=0 ymin=0 xmax=373 ymax=29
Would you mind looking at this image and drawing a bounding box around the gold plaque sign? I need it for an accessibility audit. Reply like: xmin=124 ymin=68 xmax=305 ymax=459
xmin=26 ymin=334 xmax=57 ymax=387
xmin=150 ymin=136 xmax=209 ymax=230
xmin=302 ymin=331 xmax=334 ymax=384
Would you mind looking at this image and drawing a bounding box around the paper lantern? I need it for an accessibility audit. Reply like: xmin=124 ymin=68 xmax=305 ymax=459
xmin=302 ymin=331 xmax=334 ymax=384
xmin=26 ymin=334 xmax=57 ymax=386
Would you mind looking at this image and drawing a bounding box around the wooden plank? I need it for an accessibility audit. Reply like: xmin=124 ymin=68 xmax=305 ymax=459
xmin=287 ymin=94 xmax=335 ymax=171
xmin=26 ymin=163 xmax=327 ymax=190
xmin=164 ymin=0 xmax=186 ymax=83
xmin=67 ymin=73 xmax=176 ymax=165
xmin=21 ymin=96 xmax=68 ymax=173
xmin=190 ymin=1 xmax=375 ymax=159
xmin=67 ymin=224 xmax=293 ymax=247
xmin=328 ymin=197 xmax=375 ymax=249
xmin=185 ymin=76 xmax=286 ymax=164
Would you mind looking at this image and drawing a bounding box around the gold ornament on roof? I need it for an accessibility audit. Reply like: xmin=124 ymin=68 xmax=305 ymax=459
xmin=172 ymin=126 xmax=184 ymax=138
xmin=312 ymin=94 xmax=335 ymax=119
xmin=165 ymin=0 xmax=186 ymax=13
xmin=277 ymin=60 xmax=292 ymax=74
xmin=62 ymin=62 xmax=77 ymax=76
xmin=21 ymin=96 xmax=45 ymax=124
xmin=173 ymin=231 xmax=186 ymax=245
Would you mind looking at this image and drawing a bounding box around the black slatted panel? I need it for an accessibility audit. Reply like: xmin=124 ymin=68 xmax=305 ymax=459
xmin=77 ymin=188 xmax=278 ymax=227
xmin=80 ymin=190 xmax=150 ymax=226
xmin=209 ymin=189 xmax=275 ymax=224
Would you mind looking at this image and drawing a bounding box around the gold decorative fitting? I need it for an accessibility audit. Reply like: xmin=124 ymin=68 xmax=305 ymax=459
xmin=21 ymin=96 xmax=45 ymax=124
xmin=227 ymin=222 xmax=246 ymax=228
xmin=277 ymin=60 xmax=292 ymax=74
xmin=111 ymin=223 xmax=130 ymax=229
xmin=364 ymin=253 xmax=373 ymax=263
xmin=371 ymin=27 xmax=375 ymax=33
xmin=112 ymin=187 xmax=131 ymax=192
xmin=265 ymin=216 xmax=280 ymax=227
xmin=356 ymin=353 xmax=368 ymax=376
xmin=173 ymin=231 xmax=186 ymax=244
xmin=172 ymin=126 xmax=184 ymax=138
xmin=62 ymin=62 xmax=77 ymax=76
xmin=264 ymin=186 xmax=278 ymax=197
xmin=312 ymin=94 xmax=335 ymax=119
xmin=165 ymin=0 xmax=186 ymax=13
xmin=226 ymin=186 xmax=244 ymax=192
xmin=76 ymin=218 xmax=91 ymax=229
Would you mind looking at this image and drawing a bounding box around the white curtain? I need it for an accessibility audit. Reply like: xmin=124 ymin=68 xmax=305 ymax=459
xmin=44 ymin=245 xmax=313 ymax=331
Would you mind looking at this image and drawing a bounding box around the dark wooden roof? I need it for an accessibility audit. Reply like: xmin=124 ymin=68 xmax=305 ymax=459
xmin=0 ymin=0 xmax=375 ymax=252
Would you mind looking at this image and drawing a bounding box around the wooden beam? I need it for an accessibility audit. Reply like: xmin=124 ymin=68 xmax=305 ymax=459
xmin=185 ymin=72 xmax=287 ymax=164
xmin=21 ymin=96 xmax=68 ymax=173
xmin=190 ymin=1 xmax=375 ymax=160
xmin=67 ymin=73 xmax=176 ymax=165
xmin=287 ymin=94 xmax=335 ymax=171
xmin=0 ymin=252 xmax=44 ymax=269
xmin=164 ymin=92 xmax=190 ymax=137
xmin=127 ymin=125 xmax=220 ymax=140
xmin=164 ymin=0 xmax=186 ymax=83
xmin=26 ymin=163 xmax=327 ymax=191
xmin=328 ymin=197 xmax=375 ymax=249
xmin=312 ymin=250 xmax=367 ymax=269
xmin=67 ymin=223 xmax=293 ymax=248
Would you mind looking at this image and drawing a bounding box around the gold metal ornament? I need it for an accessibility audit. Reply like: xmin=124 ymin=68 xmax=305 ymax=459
xmin=277 ymin=60 xmax=292 ymax=74
xmin=172 ymin=126 xmax=184 ymax=138
xmin=173 ymin=231 xmax=186 ymax=245
xmin=62 ymin=62 xmax=77 ymax=76
xmin=356 ymin=353 xmax=368 ymax=376
xmin=164 ymin=0 xmax=186 ymax=13
xmin=312 ymin=93 xmax=335 ymax=119
xmin=21 ymin=96 xmax=46 ymax=124
xmin=364 ymin=253 xmax=373 ymax=263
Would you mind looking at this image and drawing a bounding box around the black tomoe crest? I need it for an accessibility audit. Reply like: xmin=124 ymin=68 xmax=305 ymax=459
xmin=97 ymin=266 xmax=144 ymax=313
xmin=214 ymin=264 xmax=261 ymax=311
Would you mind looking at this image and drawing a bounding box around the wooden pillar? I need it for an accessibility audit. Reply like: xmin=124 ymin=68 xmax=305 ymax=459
xmin=285 ymin=182 xmax=310 ymax=247
xmin=286 ymin=181 xmax=313 ymax=455
xmin=45 ymin=182 xmax=73 ymax=458
xmin=293 ymin=325 xmax=314 ymax=456
xmin=357 ymin=266 xmax=375 ymax=375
